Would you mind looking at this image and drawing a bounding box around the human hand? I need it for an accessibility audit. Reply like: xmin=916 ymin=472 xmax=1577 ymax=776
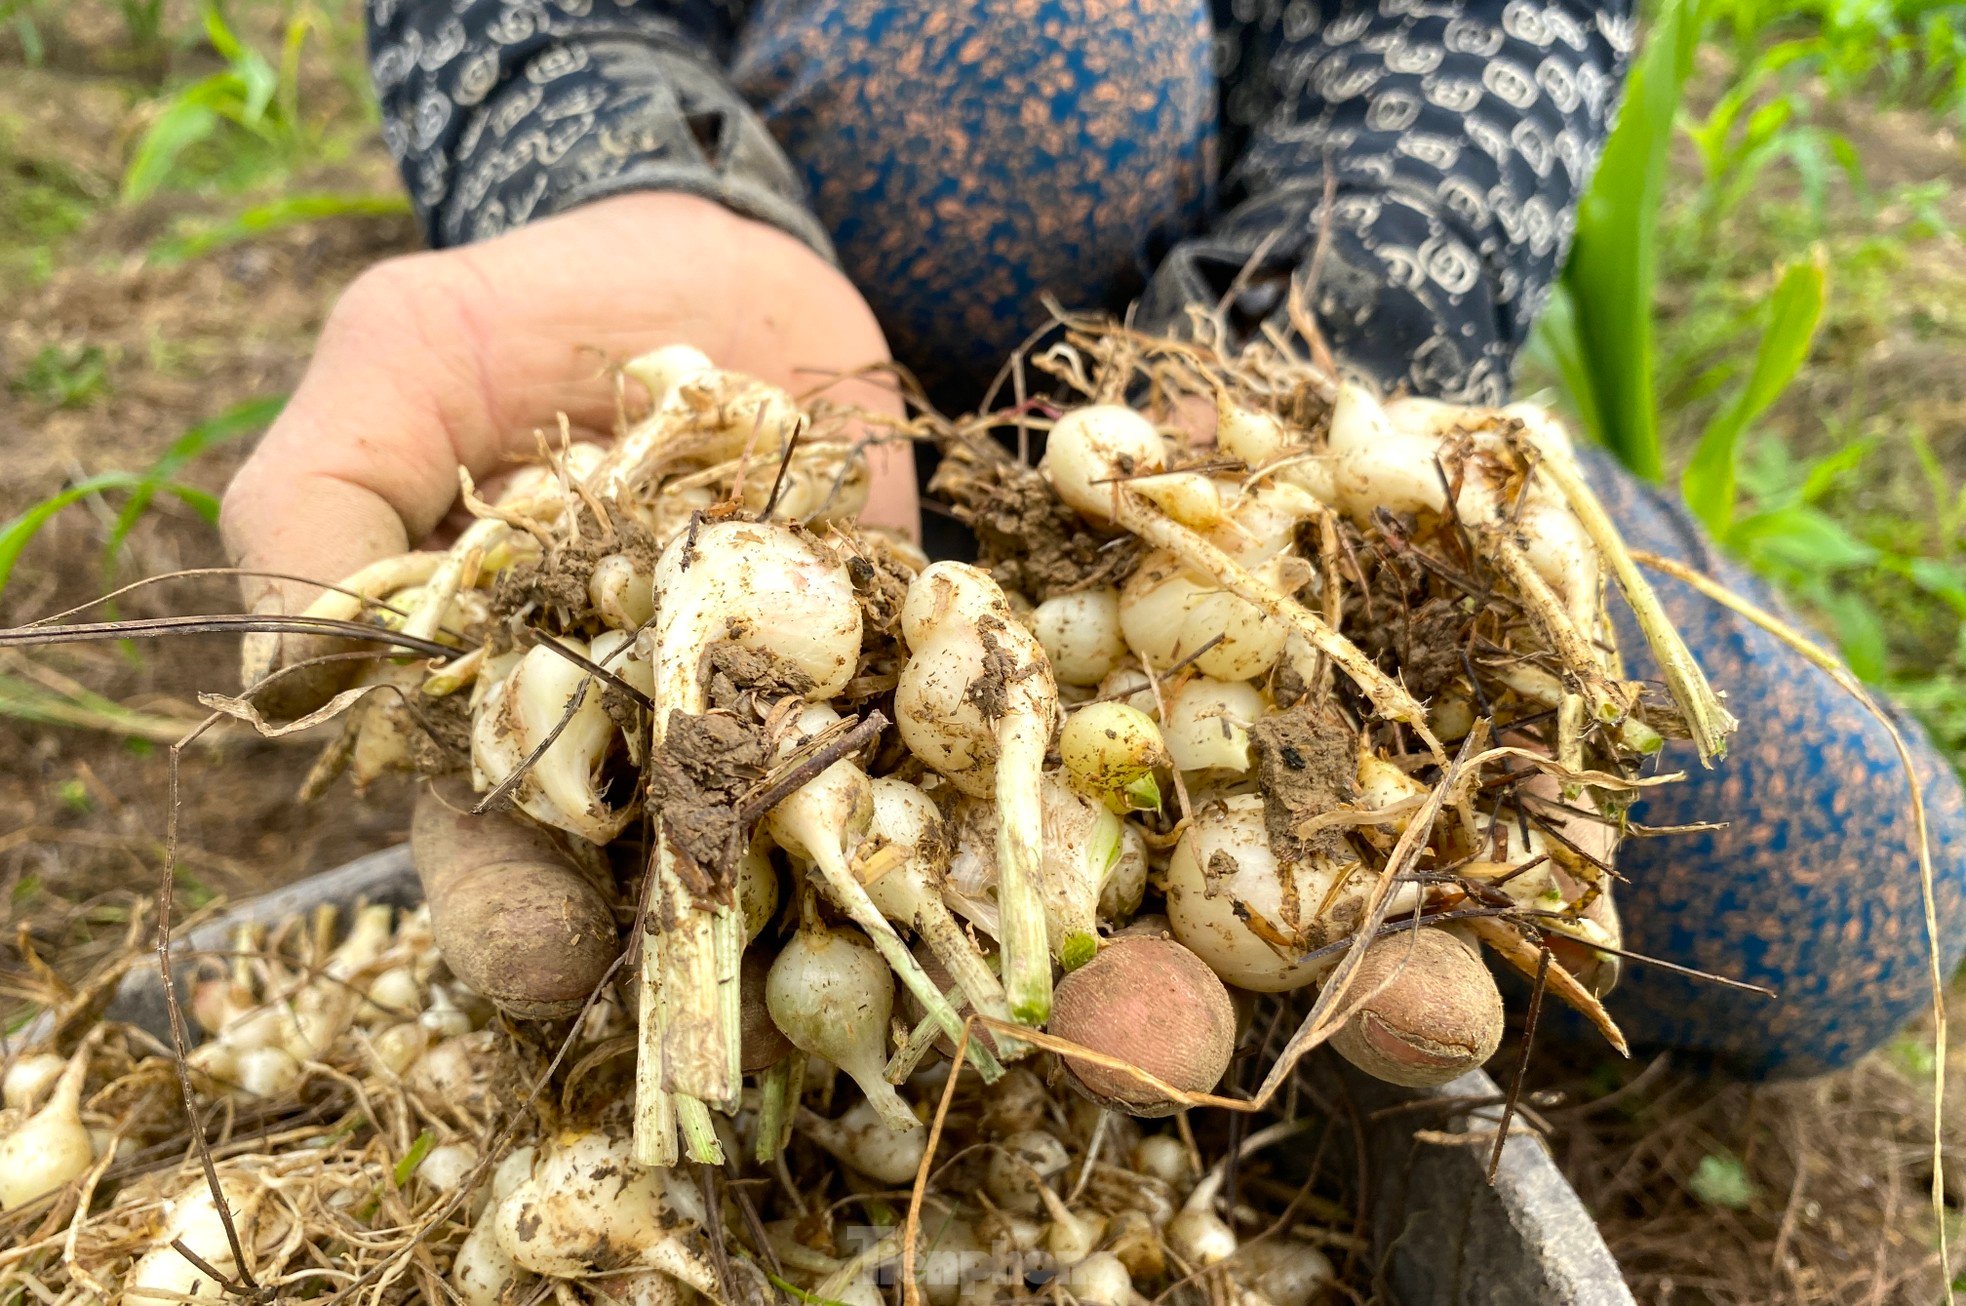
xmin=221 ymin=193 xmax=910 ymax=1018
xmin=221 ymin=191 xmax=913 ymax=714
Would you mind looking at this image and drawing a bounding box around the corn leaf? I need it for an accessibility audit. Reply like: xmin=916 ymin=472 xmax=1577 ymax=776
xmin=0 ymin=474 xmax=214 ymax=599
xmin=102 ymin=394 xmax=285 ymax=576
xmin=1558 ymin=0 xmax=1706 ymax=481
xmin=1730 ymin=503 xmax=1878 ymax=573
xmin=1525 ymin=283 xmax=1608 ymax=447
xmin=122 ymin=97 xmax=222 ymax=204
xmin=1682 ymin=251 xmax=1828 ymax=534
xmin=1813 ymin=587 xmax=1888 ymax=682
xmin=149 ymin=193 xmax=410 ymax=265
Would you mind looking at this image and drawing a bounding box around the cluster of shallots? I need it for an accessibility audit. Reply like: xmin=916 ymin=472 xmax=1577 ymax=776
xmin=2 ymin=902 xmax=1354 ymax=1306
xmin=0 ymin=903 xmax=521 ymax=1303
xmin=266 ymin=332 xmax=1725 ymax=1172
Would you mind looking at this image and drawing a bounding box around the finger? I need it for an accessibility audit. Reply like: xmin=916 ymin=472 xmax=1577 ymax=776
xmin=220 ymin=253 xmax=514 ymax=709
xmin=859 ymin=432 xmax=920 ymax=540
xmin=411 ymin=777 xmax=621 ymax=1020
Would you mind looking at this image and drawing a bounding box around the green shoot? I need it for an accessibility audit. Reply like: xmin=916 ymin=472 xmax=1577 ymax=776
xmin=149 ymin=192 xmax=411 ymax=265
xmin=392 ymin=1130 xmax=435 ymax=1187
xmin=10 ymin=344 xmax=108 ymax=409
xmin=0 ymin=394 xmax=285 ymax=602
xmin=121 ymin=3 xmax=310 ymax=204
xmin=1681 ymin=250 xmax=1828 ymax=534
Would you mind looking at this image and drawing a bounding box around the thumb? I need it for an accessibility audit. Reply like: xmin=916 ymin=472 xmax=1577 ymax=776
xmin=219 ymin=255 xmax=514 ymax=714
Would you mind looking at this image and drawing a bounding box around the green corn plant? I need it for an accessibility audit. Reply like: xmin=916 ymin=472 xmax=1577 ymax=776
xmin=1541 ymin=0 xmax=1708 ymax=481
xmin=121 ymin=3 xmax=315 ymax=204
xmin=0 ymin=395 xmax=286 ymax=602
xmin=1681 ymin=40 xmax=1865 ymax=231
xmin=148 ymin=191 xmax=411 ymax=265
xmin=1679 ymin=248 xmax=1827 ymax=535
xmin=1538 ymin=0 xmax=1829 ymax=516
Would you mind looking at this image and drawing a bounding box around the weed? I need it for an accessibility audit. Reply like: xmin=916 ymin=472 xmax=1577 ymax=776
xmin=9 ymin=344 xmax=109 ymax=409
xmin=121 ymin=3 xmax=322 ymax=203
xmin=0 ymin=394 xmax=286 ymax=601
xmin=149 ymin=189 xmax=410 ymax=264
xmin=1689 ymin=1151 xmax=1757 ymax=1209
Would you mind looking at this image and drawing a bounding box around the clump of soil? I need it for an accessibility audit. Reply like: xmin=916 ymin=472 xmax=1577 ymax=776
xmin=1249 ymin=703 xmax=1356 ymax=865
xmin=928 ymin=436 xmax=1139 ymax=599
xmin=644 ymin=708 xmax=772 ymax=896
xmin=705 ymin=640 xmax=815 ymax=705
xmin=644 ymin=640 xmax=816 ymax=894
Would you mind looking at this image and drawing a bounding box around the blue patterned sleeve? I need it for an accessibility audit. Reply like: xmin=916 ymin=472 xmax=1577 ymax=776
xmin=1142 ymin=0 xmax=1634 ymax=404
xmin=366 ymin=0 xmax=833 ymax=256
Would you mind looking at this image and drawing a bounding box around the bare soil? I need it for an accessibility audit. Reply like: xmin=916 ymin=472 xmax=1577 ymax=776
xmin=0 ymin=39 xmax=419 ymax=998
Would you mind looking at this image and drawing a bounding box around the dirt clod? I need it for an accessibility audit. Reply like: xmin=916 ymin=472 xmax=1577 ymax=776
xmin=646 ymin=709 xmax=772 ymax=895
xmin=1249 ymin=703 xmax=1355 ymax=865
xmin=929 ymin=437 xmax=1139 ymax=599
xmin=705 ymin=640 xmax=816 ymax=706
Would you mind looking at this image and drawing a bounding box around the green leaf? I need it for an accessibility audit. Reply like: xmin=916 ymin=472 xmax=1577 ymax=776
xmin=1900 ymin=556 xmax=1966 ymax=615
xmin=122 ymin=98 xmax=222 ymax=203
xmin=102 ymin=394 xmax=286 ymax=578
xmin=10 ymin=344 xmax=109 ymax=408
xmin=200 ymin=1 xmax=244 ymax=62
xmin=1891 ymin=1033 xmax=1938 ymax=1078
xmin=149 ymin=193 xmax=411 ymax=265
xmin=1729 ymin=504 xmax=1879 ymax=573
xmin=1689 ymin=1151 xmax=1757 ymax=1209
xmin=1797 ymin=436 xmax=1869 ymax=505
xmin=1558 ymin=0 xmax=1707 ymax=481
xmin=1524 ymin=283 xmax=1608 ymax=447
xmin=1812 ymin=586 xmax=1888 ymax=681
xmin=1682 ymin=251 xmax=1828 ymax=534
xmin=0 ymin=474 xmax=216 ymax=600
xmin=276 ymin=11 xmax=315 ymax=130
xmin=393 ymin=1130 xmax=435 ymax=1187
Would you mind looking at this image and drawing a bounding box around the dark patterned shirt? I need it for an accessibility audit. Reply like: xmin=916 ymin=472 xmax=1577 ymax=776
xmin=366 ymin=0 xmax=1631 ymax=404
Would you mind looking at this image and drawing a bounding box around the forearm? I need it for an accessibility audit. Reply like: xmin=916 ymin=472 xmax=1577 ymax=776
xmin=367 ymin=0 xmax=832 ymax=255
xmin=1143 ymin=0 xmax=1634 ymax=402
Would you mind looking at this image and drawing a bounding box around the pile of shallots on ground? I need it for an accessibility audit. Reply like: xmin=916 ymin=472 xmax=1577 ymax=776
xmin=0 ymin=902 xmax=1363 ymax=1304
xmin=0 ymin=319 xmax=1730 ymax=1302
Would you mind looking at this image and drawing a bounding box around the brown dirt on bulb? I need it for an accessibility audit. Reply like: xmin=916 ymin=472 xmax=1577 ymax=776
xmin=644 ymin=709 xmax=774 ymax=893
xmin=487 ymin=514 xmax=661 ymax=635
xmin=928 ymin=437 xmax=1140 ymax=599
xmin=705 ymin=641 xmax=817 ymax=705
xmin=1249 ymin=704 xmax=1356 ymax=865
xmin=1340 ymin=534 xmax=1475 ymax=700
xmin=843 ymin=539 xmax=917 ymax=637
xmin=962 ymin=618 xmax=1020 ymax=722
xmin=1381 ymin=596 xmax=1470 ymax=700
xmin=403 ymin=690 xmax=472 ymax=772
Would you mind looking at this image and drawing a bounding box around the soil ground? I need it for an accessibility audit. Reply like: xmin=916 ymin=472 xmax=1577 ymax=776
xmin=2 ymin=4 xmax=1963 ymax=1303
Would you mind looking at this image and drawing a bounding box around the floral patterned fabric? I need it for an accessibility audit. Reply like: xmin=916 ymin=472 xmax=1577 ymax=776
xmin=366 ymin=0 xmax=1966 ymax=1078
